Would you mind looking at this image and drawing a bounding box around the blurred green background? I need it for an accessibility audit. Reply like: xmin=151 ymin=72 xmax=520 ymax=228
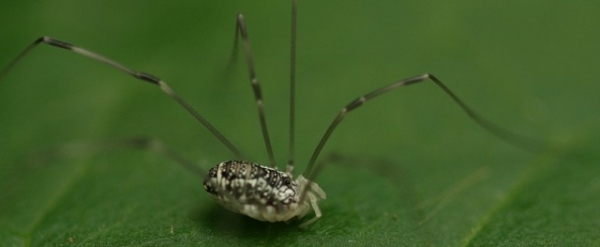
xmin=0 ymin=0 xmax=598 ymax=246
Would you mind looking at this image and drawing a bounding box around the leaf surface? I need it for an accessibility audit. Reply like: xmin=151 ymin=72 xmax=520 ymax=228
xmin=0 ymin=0 xmax=598 ymax=246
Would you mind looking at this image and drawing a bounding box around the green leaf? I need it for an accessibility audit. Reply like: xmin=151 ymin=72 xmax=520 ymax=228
xmin=1 ymin=0 xmax=598 ymax=246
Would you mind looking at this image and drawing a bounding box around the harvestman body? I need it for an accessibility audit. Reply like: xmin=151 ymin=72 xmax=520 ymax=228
xmin=0 ymin=1 xmax=539 ymax=227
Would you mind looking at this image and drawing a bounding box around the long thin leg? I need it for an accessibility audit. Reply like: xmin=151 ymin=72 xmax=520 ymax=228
xmin=302 ymin=73 xmax=546 ymax=181
xmin=288 ymin=0 xmax=298 ymax=171
xmin=0 ymin=36 xmax=243 ymax=159
xmin=24 ymin=137 xmax=205 ymax=179
xmin=234 ymin=15 xmax=277 ymax=168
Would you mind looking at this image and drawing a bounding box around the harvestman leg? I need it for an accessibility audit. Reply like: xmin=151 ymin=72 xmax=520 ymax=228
xmin=298 ymin=192 xmax=321 ymax=228
xmin=25 ymin=137 xmax=206 ymax=179
xmin=231 ymin=15 xmax=277 ymax=168
xmin=0 ymin=36 xmax=244 ymax=160
xmin=288 ymin=0 xmax=299 ymax=172
xmin=227 ymin=1 xmax=299 ymax=171
xmin=299 ymin=73 xmax=545 ymax=202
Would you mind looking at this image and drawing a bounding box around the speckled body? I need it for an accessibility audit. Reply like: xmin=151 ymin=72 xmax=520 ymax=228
xmin=203 ymin=160 xmax=326 ymax=224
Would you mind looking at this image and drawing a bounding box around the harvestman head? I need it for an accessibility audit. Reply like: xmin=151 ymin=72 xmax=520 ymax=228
xmin=0 ymin=0 xmax=543 ymax=227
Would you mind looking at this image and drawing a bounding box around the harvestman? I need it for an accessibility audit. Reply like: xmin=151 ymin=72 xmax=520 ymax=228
xmin=0 ymin=0 xmax=540 ymax=227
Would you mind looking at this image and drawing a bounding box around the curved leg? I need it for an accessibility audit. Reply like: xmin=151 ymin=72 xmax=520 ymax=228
xmin=23 ymin=137 xmax=205 ymax=178
xmin=299 ymin=192 xmax=321 ymax=228
xmin=303 ymin=73 xmax=546 ymax=181
xmin=0 ymin=36 xmax=243 ymax=159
